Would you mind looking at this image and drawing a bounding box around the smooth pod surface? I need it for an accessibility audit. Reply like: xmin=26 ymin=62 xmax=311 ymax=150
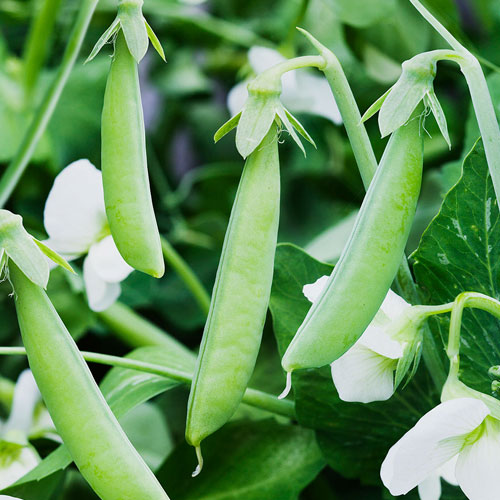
xmin=101 ymin=30 xmax=163 ymax=277
xmin=9 ymin=261 xmax=169 ymax=500
xmin=186 ymin=127 xmax=280 ymax=448
xmin=282 ymin=113 xmax=424 ymax=372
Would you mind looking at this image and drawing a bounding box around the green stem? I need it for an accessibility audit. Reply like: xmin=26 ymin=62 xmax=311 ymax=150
xmin=259 ymin=55 xmax=326 ymax=84
xmin=97 ymin=301 xmax=193 ymax=355
xmin=408 ymin=0 xmax=468 ymax=54
xmin=409 ymin=1 xmax=500 ymax=207
xmin=281 ymin=0 xmax=310 ymax=56
xmin=160 ymin=236 xmax=211 ymax=315
xmin=0 ymin=347 xmax=295 ymax=419
xmin=22 ymin=0 xmax=63 ymax=98
xmin=0 ymin=0 xmax=99 ymax=208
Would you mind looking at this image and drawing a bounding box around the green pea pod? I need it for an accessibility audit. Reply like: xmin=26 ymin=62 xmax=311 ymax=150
xmin=9 ymin=261 xmax=169 ymax=500
xmin=281 ymin=111 xmax=423 ymax=374
xmin=186 ymin=126 xmax=280 ymax=469
xmin=101 ymin=30 xmax=164 ymax=278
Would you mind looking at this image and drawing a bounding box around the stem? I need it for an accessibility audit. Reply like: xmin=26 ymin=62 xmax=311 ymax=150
xmin=460 ymin=59 xmax=500 ymax=205
xmin=22 ymin=0 xmax=63 ymax=98
xmin=409 ymin=1 xmax=500 ymax=207
xmin=408 ymin=0 xmax=468 ymax=54
xmin=0 ymin=0 xmax=99 ymax=208
xmin=97 ymin=301 xmax=194 ymax=356
xmin=259 ymin=55 xmax=326 ymax=84
xmin=0 ymin=347 xmax=295 ymax=419
xmin=160 ymin=236 xmax=211 ymax=315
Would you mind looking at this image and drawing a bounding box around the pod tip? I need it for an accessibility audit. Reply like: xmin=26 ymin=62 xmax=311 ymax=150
xmin=191 ymin=445 xmax=204 ymax=477
xmin=278 ymin=371 xmax=292 ymax=400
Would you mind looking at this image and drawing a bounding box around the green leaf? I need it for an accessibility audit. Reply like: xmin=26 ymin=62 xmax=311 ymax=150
xmin=0 ymin=210 xmax=49 ymax=289
xmin=328 ymin=0 xmax=397 ymax=27
xmin=144 ymin=18 xmax=165 ymax=62
xmin=85 ymin=16 xmax=120 ymax=63
xmin=424 ymin=88 xmax=451 ymax=149
xmin=235 ymin=93 xmax=278 ymax=159
xmin=156 ymin=419 xmax=325 ymax=500
xmin=284 ymin=109 xmax=316 ymax=148
xmin=119 ymin=402 xmax=173 ymax=472
xmin=361 ymin=87 xmax=391 ymax=123
xmin=118 ymin=6 xmax=149 ymax=62
xmin=214 ymin=112 xmax=242 ymax=143
xmin=1 ymin=470 xmax=65 ymax=499
xmin=31 ymin=238 xmax=74 ymax=274
xmin=269 ymin=243 xmax=437 ymax=483
xmin=413 ymin=139 xmax=500 ymax=394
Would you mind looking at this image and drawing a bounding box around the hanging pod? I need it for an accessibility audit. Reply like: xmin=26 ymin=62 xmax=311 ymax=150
xmin=185 ymin=126 xmax=280 ymax=471
xmin=281 ymin=109 xmax=424 ymax=375
xmin=101 ymin=30 xmax=164 ymax=278
xmin=8 ymin=261 xmax=169 ymax=500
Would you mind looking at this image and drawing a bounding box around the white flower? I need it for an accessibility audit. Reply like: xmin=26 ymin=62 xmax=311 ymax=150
xmin=0 ymin=371 xmax=50 ymax=489
xmin=43 ymin=159 xmax=133 ymax=312
xmin=381 ymin=397 xmax=500 ymax=500
xmin=227 ymin=46 xmax=342 ymax=125
xmin=303 ymin=276 xmax=418 ymax=403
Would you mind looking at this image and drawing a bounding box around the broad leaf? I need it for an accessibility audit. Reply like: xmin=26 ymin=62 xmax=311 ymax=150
xmin=156 ymin=419 xmax=324 ymax=500
xmin=413 ymin=140 xmax=500 ymax=393
xmin=328 ymin=0 xmax=397 ymax=27
xmin=270 ymin=244 xmax=439 ymax=484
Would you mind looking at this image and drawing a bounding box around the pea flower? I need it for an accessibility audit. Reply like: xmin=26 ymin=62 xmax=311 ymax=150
xmin=44 ymin=159 xmax=133 ymax=312
xmin=0 ymin=370 xmax=58 ymax=490
xmin=227 ymin=46 xmax=342 ymax=127
xmin=381 ymin=396 xmax=500 ymax=500
xmin=303 ymin=276 xmax=423 ymax=403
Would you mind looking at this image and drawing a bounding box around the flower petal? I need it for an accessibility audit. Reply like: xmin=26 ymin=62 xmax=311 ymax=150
xmin=227 ymin=80 xmax=249 ymax=117
xmin=83 ymin=255 xmax=122 ymax=312
xmin=302 ymin=275 xmax=329 ymax=304
xmin=330 ymin=343 xmax=396 ymax=403
xmin=381 ymin=398 xmax=490 ymax=496
xmin=417 ymin=474 xmax=441 ymax=500
xmin=2 ymin=370 xmax=40 ymax=439
xmin=455 ymin=415 xmax=500 ymax=500
xmin=379 ymin=289 xmax=411 ymax=322
xmin=439 ymin=455 xmax=458 ymax=486
xmin=283 ymin=71 xmax=342 ymax=125
xmin=44 ymin=159 xmax=108 ymax=254
xmin=0 ymin=444 xmax=39 ymax=490
xmin=86 ymin=236 xmax=133 ymax=284
xmin=358 ymin=325 xmax=405 ymax=359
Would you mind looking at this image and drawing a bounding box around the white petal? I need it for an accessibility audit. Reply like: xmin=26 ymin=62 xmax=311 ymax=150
xmin=379 ymin=289 xmax=411 ymax=322
xmin=438 ymin=454 xmax=458 ymax=486
xmin=44 ymin=159 xmax=107 ymax=254
xmin=358 ymin=325 xmax=405 ymax=359
xmin=302 ymin=275 xmax=329 ymax=304
xmin=456 ymin=416 xmax=500 ymax=500
xmin=381 ymin=398 xmax=490 ymax=496
xmin=282 ymin=71 xmax=342 ymax=125
xmin=83 ymin=255 xmax=122 ymax=312
xmin=3 ymin=371 xmax=40 ymax=438
xmin=86 ymin=236 xmax=133 ymax=283
xmin=227 ymin=80 xmax=249 ymax=117
xmin=330 ymin=343 xmax=396 ymax=403
xmin=247 ymin=46 xmax=296 ymax=89
xmin=0 ymin=444 xmax=39 ymax=490
xmin=417 ymin=474 xmax=441 ymax=500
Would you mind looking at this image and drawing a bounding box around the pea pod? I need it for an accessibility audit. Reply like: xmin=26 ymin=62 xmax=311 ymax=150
xmin=185 ymin=126 xmax=280 ymax=469
xmin=281 ymin=111 xmax=423 ymax=374
xmin=101 ymin=30 xmax=164 ymax=278
xmin=8 ymin=261 xmax=169 ymax=500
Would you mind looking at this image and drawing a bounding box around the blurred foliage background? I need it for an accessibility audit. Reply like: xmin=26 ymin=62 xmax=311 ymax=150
xmin=1 ymin=0 xmax=500 ymax=498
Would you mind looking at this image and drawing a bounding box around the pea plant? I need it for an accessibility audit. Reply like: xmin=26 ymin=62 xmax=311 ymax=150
xmin=2 ymin=0 xmax=500 ymax=499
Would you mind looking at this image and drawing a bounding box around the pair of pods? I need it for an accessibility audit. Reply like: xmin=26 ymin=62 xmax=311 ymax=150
xmin=186 ymin=126 xmax=280 ymax=461
xmin=9 ymin=261 xmax=169 ymax=500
